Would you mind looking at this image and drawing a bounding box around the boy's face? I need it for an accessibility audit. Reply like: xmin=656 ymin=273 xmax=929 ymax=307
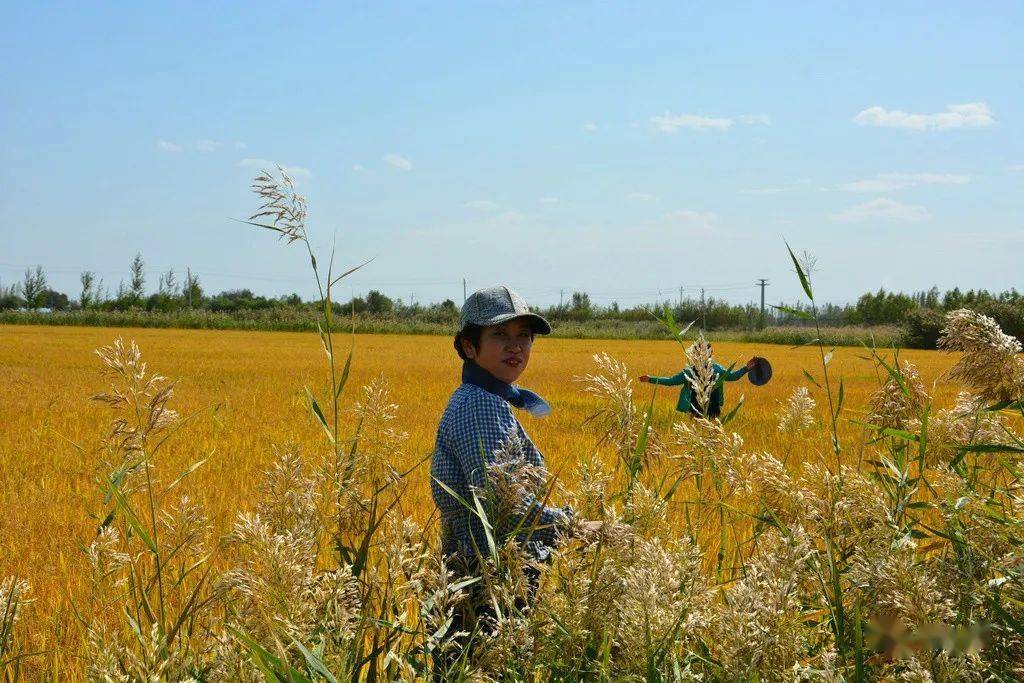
xmin=462 ymin=317 xmax=535 ymax=383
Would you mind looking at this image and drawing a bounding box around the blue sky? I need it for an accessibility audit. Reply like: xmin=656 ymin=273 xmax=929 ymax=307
xmin=2 ymin=2 xmax=1021 ymax=308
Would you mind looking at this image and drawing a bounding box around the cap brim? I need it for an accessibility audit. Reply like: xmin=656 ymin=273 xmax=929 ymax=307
xmin=470 ymin=312 xmax=551 ymax=335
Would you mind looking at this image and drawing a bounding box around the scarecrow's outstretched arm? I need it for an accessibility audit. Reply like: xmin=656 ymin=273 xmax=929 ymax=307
xmin=718 ymin=364 xmax=751 ymax=381
xmin=647 ymin=369 xmax=689 ymax=386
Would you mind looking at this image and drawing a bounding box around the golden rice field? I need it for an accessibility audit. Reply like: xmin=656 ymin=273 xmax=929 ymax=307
xmin=0 ymin=323 xmax=966 ymax=672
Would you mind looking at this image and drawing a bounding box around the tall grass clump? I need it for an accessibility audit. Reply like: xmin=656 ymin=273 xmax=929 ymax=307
xmin=77 ymin=337 xmax=218 ymax=679
xmin=1 ymin=576 xmax=33 ymax=680
xmin=23 ymin=174 xmax=1022 ymax=679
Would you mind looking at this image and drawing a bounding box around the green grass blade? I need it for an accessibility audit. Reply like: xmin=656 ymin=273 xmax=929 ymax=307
xmin=803 ymin=369 xmax=822 ymax=389
xmin=107 ymin=484 xmax=157 ymax=554
xmin=835 ymin=378 xmax=845 ymax=420
xmin=871 ymin=350 xmax=910 ymax=397
xmin=230 ymin=627 xmax=311 ymax=682
xmin=771 ymin=304 xmax=813 ymax=320
xmin=785 ymin=241 xmax=814 ymax=301
xmin=304 ymin=386 xmax=335 ymax=444
xmin=471 ymin=491 xmax=498 ymax=561
xmin=230 ymin=218 xmax=287 ymax=236
xmin=329 ymin=257 xmax=375 ymax=288
xmin=335 ymin=346 xmax=353 ymax=400
xmin=292 ymin=636 xmax=340 ymax=683
xmin=721 ymin=394 xmax=745 ymax=426
xmin=166 ymin=458 xmax=208 ymax=491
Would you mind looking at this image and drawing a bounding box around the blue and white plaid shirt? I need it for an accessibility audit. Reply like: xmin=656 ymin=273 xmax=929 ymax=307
xmin=431 ymin=382 xmax=571 ymax=561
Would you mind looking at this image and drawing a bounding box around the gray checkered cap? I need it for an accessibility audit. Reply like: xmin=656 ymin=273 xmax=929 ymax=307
xmin=459 ymin=286 xmax=551 ymax=335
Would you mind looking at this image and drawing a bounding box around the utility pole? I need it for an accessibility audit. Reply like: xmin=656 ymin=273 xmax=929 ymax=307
xmin=757 ymin=278 xmax=769 ymax=329
xmin=186 ymin=267 xmax=193 ymax=309
xmin=559 ymin=289 xmax=564 ymax=309
xmin=462 ymin=278 xmax=466 ymax=304
xmin=678 ymin=286 xmax=683 ymax=309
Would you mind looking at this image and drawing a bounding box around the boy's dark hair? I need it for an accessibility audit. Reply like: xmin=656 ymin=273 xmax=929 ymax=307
xmin=454 ymin=323 xmax=484 ymax=361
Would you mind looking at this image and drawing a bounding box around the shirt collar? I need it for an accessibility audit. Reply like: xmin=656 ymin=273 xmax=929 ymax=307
xmin=461 ymin=361 xmax=551 ymax=418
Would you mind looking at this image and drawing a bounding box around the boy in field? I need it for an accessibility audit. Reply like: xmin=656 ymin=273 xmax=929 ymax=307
xmin=432 ymin=285 xmax=600 ymax=564
xmin=639 ymin=350 xmax=757 ymax=418
xmin=430 ymin=286 xmax=601 ymax=670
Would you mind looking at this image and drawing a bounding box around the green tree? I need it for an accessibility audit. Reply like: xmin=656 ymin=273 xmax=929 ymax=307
xmin=0 ymin=278 xmax=22 ymax=310
xmin=43 ymin=289 xmax=70 ymax=310
xmin=365 ymin=290 xmax=394 ymax=314
xmin=80 ymin=271 xmax=96 ymax=309
xmin=943 ymin=287 xmax=964 ymax=310
xmin=570 ymin=291 xmax=593 ymax=320
xmin=346 ymin=296 xmax=368 ymax=313
xmin=158 ymin=268 xmax=178 ymax=296
xmin=129 ymin=252 xmax=146 ymax=303
xmin=184 ymin=268 xmax=203 ymax=308
xmin=21 ymin=265 xmax=47 ymax=309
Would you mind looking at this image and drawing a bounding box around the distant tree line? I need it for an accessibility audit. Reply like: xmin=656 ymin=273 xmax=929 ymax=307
xmin=2 ymin=255 xmax=1021 ymax=345
xmin=535 ymin=287 xmax=1024 ymax=345
xmin=0 ymin=254 xmax=459 ymax=319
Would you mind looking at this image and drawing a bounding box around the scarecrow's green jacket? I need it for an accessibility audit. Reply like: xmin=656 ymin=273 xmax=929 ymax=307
xmin=647 ymin=363 xmax=749 ymax=414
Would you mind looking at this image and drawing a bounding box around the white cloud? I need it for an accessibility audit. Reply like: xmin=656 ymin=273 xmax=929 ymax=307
xmin=540 ymin=197 xmax=560 ymax=205
xmin=235 ymin=142 xmax=248 ymax=150
xmin=196 ymin=139 xmax=223 ymax=153
xmin=1009 ymin=164 xmax=1024 ymax=172
xmin=626 ymin=192 xmax=656 ymax=201
xmin=650 ymin=112 xmax=733 ymax=133
xmin=384 ymin=154 xmax=413 ymax=171
xmin=737 ymin=114 xmax=771 ymax=125
xmin=837 ymin=172 xmax=970 ymax=193
xmin=157 ymin=140 xmax=182 ymax=152
xmin=853 ymin=102 xmax=994 ymax=130
xmin=832 ymin=198 xmax=929 ymax=223
xmin=352 ymin=164 xmax=364 ymax=172
xmin=582 ymin=122 xmax=598 ymax=133
xmin=237 ymin=158 xmax=312 ymax=178
xmin=663 ymin=210 xmax=718 ymax=233
xmin=463 ymin=200 xmax=498 ymax=210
